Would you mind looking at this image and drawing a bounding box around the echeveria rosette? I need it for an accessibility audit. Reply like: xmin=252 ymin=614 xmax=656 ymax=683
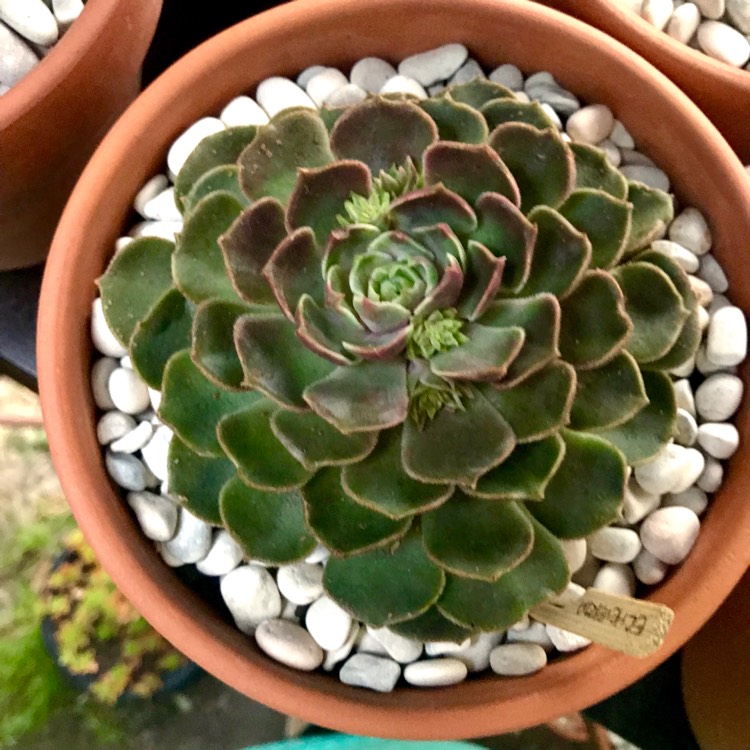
xmin=98 ymin=79 xmax=699 ymax=641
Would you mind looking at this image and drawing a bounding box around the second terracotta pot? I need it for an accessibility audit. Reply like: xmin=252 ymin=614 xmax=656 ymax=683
xmin=38 ymin=0 xmax=750 ymax=739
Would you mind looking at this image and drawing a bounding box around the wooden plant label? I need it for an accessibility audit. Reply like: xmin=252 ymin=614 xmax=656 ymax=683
xmin=531 ymin=588 xmax=674 ymax=658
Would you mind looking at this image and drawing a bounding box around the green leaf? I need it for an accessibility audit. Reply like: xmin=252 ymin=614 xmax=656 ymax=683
xmin=303 ymin=466 xmax=410 ymax=555
xmin=389 ymin=184 xmax=477 ymax=237
xmin=481 ymin=99 xmax=557 ymax=131
xmin=238 ymin=108 xmax=333 ymax=204
xmin=522 ymin=206 xmax=591 ymax=300
xmin=623 ymin=181 xmax=674 ymax=256
xmin=97 ymin=237 xmax=175 ymax=346
xmin=173 ymin=192 xmax=245 ymax=303
xmin=217 ymin=399 xmax=313 ymax=490
xmin=447 ymin=79 xmax=515 ymax=108
xmin=219 ymin=476 xmax=316 ymax=564
xmin=402 ymin=386 xmax=515 ymax=486
xmin=287 ymin=160 xmax=372 ymax=246
xmin=174 ymin=125 xmax=257 ymax=210
xmin=295 ymin=294 xmax=365 ymax=365
xmin=478 ymin=293 xmax=560 ymax=385
xmin=389 ymin=606 xmax=472 ymax=643
xmin=220 ymin=197 xmax=286 ymax=305
xmin=192 ymin=299 xmax=261 ymax=389
xmin=235 ymin=311 xmax=335 ymax=409
xmin=419 ymin=96 xmax=488 ymax=144
xmin=480 ymin=361 xmax=576 ymax=442
xmin=270 ymin=409 xmax=377 ymax=471
xmin=423 ymin=141 xmax=519 ymax=207
xmin=467 ymin=434 xmax=565 ymax=500
xmin=437 ymin=512 xmax=569 ymax=631
xmin=457 ymin=240 xmax=505 ymax=321
xmin=130 ymin=288 xmax=193 ymax=389
xmin=559 ymin=270 xmax=631 ymax=369
xmin=330 ymin=97 xmax=437 ymax=174
xmin=489 ymin=124 xmax=574 ymax=212
xmin=570 ymin=142 xmax=627 ymax=199
xmin=472 ymin=193 xmax=536 ymax=293
xmin=159 ymin=350 xmax=259 ymax=456
xmin=167 ymin=435 xmax=236 ymax=524
xmin=303 ymin=360 xmax=408 ymax=434
xmin=323 ymin=527 xmax=444 ymax=626
xmin=423 ymin=492 xmax=534 ymax=581
xmin=597 ymin=370 xmax=676 ymax=466
xmin=570 ymin=351 xmax=648 ymax=431
xmin=430 ymin=322 xmax=525 ymax=382
xmin=183 ymin=165 xmax=249 ymax=214
xmin=559 ymin=188 xmax=632 ymax=269
xmin=528 ymin=429 xmax=626 ymax=538
xmin=323 ymin=224 xmax=381 ymax=276
xmin=341 ymin=428 xmax=453 ymax=519
xmin=612 ymin=261 xmax=690 ymax=364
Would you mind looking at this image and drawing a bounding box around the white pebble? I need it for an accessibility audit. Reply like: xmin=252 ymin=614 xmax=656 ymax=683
xmin=572 ymin=550 xmax=603 ymax=588
xmin=91 ymin=299 xmax=128 ymax=358
xmin=588 ymin=527 xmax=642 ymax=564
xmin=695 ymin=373 xmax=744 ymax=421
xmin=697 ymin=455 xmax=724 ymax=491
xmin=551 ymin=581 xmax=587 ymax=606
xmin=667 ymin=3 xmax=701 ymax=43
xmin=620 ymin=165 xmax=671 ymax=191
xmin=650 ymin=240 xmax=700 ymax=272
xmin=110 ymin=420 xmax=153 ymax=453
xmin=256 ymin=619 xmax=324 ymax=671
xmin=141 ymin=425 xmax=172 ymax=482
xmin=221 ymin=565 xmax=281 ymax=634
xmin=161 ymin=507 xmax=212 ymax=564
xmin=449 ymin=58 xmax=485 ymax=85
xmin=380 ymin=75 xmax=428 ymax=99
xmin=593 ymin=563 xmax=637 ymax=597
xmin=633 ymin=549 xmax=669 ymax=585
xmin=129 ymin=220 xmax=183 ymax=241
xmin=708 ymin=293 xmax=732 ymax=314
xmin=506 ymin=621 xmax=555 ymax=651
xmin=451 ymin=633 xmax=503 ymax=672
xmin=546 ymin=625 xmax=592 ymax=652
xmin=142 ymin=187 xmax=182 ymax=222
xmin=489 ymin=63 xmax=524 ymax=90
xmin=167 ymin=117 xmax=225 ymax=178
xmin=540 ymin=103 xmax=563 ymax=130
xmin=403 ymin=658 xmax=468 ymax=687
xmin=51 ymin=0 xmax=83 ymax=29
xmin=727 ymin=0 xmax=750 ymax=32
xmin=642 ymin=0 xmax=675 ymax=30
xmin=325 ymin=84 xmax=367 ymax=107
xmin=158 ymin=543 xmax=185 ymax=567
xmin=148 ymin=387 xmax=162 ymax=411
xmin=706 ymin=306 xmax=748 ymax=366
xmin=0 ymin=0 xmax=58 ymax=46
xmin=695 ymin=0 xmax=726 ymax=17
xmin=219 ymin=96 xmax=269 ymax=127
xmin=296 ymin=64 xmax=326 ymax=89
xmin=689 ymin=276 xmax=714 ymax=307
xmin=698 ymin=20 xmax=750 ymax=66
xmin=609 ymin=120 xmax=635 ymax=149
xmin=620 ymin=149 xmax=657 ymax=168
xmin=96 ymin=410 xmax=136 ymax=445
xmin=697 ymin=307 xmax=711 ymax=333
xmin=673 ymin=408 xmax=698 ymax=447
xmin=697 ymin=422 xmax=740 ymax=459
xmin=560 ymin=538 xmax=587 ymax=574
xmin=350 ymin=57 xmax=398 ymax=93
xmin=105 ymin=451 xmax=148 ymax=491
xmin=127 ymin=490 xmax=178 ymax=542
xmin=339 ymin=653 xmax=400 ymax=692
xmin=256 ymin=77 xmax=316 ymax=118
xmin=276 ymin=563 xmax=324 ymax=605
xmin=134 ymin=174 xmax=169 ymax=217
xmin=398 ymin=43 xmax=468 ymax=86
xmin=565 ymin=104 xmax=614 ymax=145
xmin=424 ymin=638 xmax=471 ymax=657
xmin=305 ymin=596 xmax=353 ymax=651
xmin=107 ymin=367 xmax=150 ymax=415
xmin=695 ymin=343 xmax=733 ymax=375
xmin=196 ymin=530 xmax=244 ymax=576
xmin=640 ymin=506 xmax=700 ymax=564
xmin=490 ymin=643 xmax=547 ymax=676
xmin=634 ymin=443 xmax=702 ymax=494
xmin=356 ymin=631 xmax=390 ymax=657
xmin=622 ymin=477 xmax=662 ymax=524
xmin=323 ymin=623 xmax=360 ymax=671
xmin=305 ymin=543 xmax=330 ymax=565
xmin=670 ymin=356 xmax=696 ymax=379
xmin=673 ymin=379 xmax=696 ymax=416
xmin=663 ymin=486 xmax=709 ymax=516
xmin=669 ymin=207 xmax=712 ymax=254
xmin=305 ymin=67 xmax=348 ymax=107
xmin=366 ymin=626 xmax=423 ymax=664
xmin=697 ymin=254 xmax=728 ymax=293
xmin=599 ymin=140 xmax=622 ymax=167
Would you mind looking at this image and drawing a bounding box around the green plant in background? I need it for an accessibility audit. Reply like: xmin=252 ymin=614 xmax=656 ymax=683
xmin=99 ymin=81 xmax=700 ymax=641
xmin=41 ymin=528 xmax=188 ymax=705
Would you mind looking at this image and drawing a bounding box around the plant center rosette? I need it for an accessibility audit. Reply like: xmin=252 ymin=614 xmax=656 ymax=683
xmin=99 ymin=81 xmax=700 ymax=642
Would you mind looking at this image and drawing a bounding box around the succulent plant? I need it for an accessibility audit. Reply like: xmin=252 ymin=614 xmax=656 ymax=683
xmin=99 ymin=79 xmax=700 ymax=642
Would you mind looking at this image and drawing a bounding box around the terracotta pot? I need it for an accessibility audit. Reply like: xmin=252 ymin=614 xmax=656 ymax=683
xmin=539 ymin=0 xmax=750 ymax=163
xmin=0 ymin=0 xmax=162 ymax=270
xmin=37 ymin=0 xmax=750 ymax=739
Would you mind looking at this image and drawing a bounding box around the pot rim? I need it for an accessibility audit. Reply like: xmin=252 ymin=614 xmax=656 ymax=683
xmin=37 ymin=0 xmax=750 ymax=738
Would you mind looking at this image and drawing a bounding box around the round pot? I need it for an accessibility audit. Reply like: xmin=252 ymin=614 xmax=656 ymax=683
xmin=37 ymin=0 xmax=750 ymax=739
xmin=539 ymin=0 xmax=750 ymax=163
xmin=0 ymin=0 xmax=162 ymax=270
